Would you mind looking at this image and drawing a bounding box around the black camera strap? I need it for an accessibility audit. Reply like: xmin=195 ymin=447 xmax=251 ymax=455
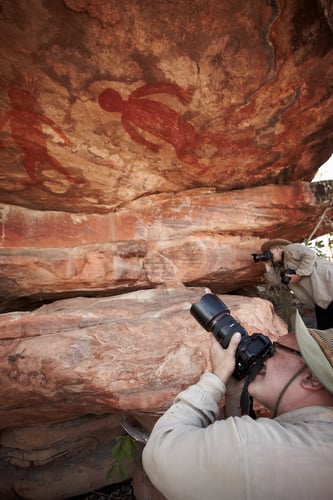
xmin=240 ymin=362 xmax=264 ymax=418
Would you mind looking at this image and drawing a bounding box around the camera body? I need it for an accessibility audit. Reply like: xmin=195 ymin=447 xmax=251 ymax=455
xmin=190 ymin=294 xmax=274 ymax=380
xmin=251 ymin=250 xmax=273 ymax=263
xmin=280 ymin=268 xmax=296 ymax=285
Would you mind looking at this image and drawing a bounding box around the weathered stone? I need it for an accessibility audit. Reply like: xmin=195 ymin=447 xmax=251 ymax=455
xmin=0 ymin=289 xmax=286 ymax=499
xmin=0 ymin=1 xmax=332 ymax=212
xmin=0 ymin=288 xmax=286 ymax=430
xmin=0 ymin=414 xmax=139 ymax=499
xmin=0 ymin=1 xmax=331 ymax=497
xmin=1 ymin=180 xmax=332 ymax=308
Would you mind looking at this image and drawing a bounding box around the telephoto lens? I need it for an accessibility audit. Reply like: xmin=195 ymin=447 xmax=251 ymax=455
xmin=191 ymin=294 xmax=274 ymax=380
xmin=190 ymin=293 xmax=247 ymax=349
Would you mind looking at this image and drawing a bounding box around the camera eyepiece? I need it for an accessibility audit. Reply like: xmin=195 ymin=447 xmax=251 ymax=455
xmin=191 ymin=294 xmax=274 ymax=380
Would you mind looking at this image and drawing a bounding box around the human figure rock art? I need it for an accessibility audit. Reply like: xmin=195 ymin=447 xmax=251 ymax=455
xmin=98 ymin=82 xmax=218 ymax=173
xmin=0 ymin=74 xmax=83 ymax=185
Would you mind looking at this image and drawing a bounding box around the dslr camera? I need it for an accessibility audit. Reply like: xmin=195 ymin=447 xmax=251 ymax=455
xmin=190 ymin=294 xmax=274 ymax=380
xmin=280 ymin=268 xmax=296 ymax=285
xmin=251 ymin=250 xmax=273 ymax=262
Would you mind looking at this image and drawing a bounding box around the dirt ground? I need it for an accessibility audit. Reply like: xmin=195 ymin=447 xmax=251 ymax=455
xmin=68 ymin=480 xmax=136 ymax=500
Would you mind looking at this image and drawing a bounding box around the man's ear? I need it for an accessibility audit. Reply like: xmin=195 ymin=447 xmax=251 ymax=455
xmin=300 ymin=372 xmax=323 ymax=392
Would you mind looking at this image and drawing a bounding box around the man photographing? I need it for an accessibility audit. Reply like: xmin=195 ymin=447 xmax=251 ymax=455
xmin=253 ymin=239 xmax=333 ymax=329
xmin=142 ymin=310 xmax=333 ymax=500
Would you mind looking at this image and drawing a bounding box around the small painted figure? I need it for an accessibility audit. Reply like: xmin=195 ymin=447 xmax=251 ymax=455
xmin=0 ymin=78 xmax=82 ymax=185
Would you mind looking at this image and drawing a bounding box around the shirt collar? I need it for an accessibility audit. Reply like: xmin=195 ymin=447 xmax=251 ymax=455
xmin=275 ymin=405 xmax=333 ymax=424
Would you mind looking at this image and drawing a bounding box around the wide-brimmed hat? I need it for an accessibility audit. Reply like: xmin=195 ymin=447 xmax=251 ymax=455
xmin=294 ymin=310 xmax=333 ymax=394
xmin=261 ymin=239 xmax=292 ymax=252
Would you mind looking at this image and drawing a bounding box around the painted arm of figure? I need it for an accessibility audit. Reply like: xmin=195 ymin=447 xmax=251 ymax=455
xmin=0 ymin=111 xmax=10 ymax=130
xmin=0 ymin=111 xmax=10 ymax=148
xmin=130 ymin=83 xmax=195 ymax=105
xmin=40 ymin=114 xmax=72 ymax=146
xmin=121 ymin=116 xmax=160 ymax=152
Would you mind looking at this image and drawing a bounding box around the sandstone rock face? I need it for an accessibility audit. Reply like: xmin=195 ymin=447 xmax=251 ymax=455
xmin=0 ymin=414 xmax=134 ymax=500
xmin=0 ymin=0 xmax=332 ymax=213
xmin=0 ymin=180 xmax=332 ymax=309
xmin=0 ymin=287 xmax=286 ymax=429
xmin=0 ymin=1 xmax=332 ymax=498
xmin=0 ymin=288 xmax=286 ymax=499
xmin=0 ymin=0 xmax=332 ymax=310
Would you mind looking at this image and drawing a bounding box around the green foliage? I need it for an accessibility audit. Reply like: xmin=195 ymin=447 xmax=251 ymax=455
xmin=305 ymin=206 xmax=333 ymax=260
xmin=303 ymin=233 xmax=333 ymax=260
xmin=107 ymin=435 xmax=140 ymax=480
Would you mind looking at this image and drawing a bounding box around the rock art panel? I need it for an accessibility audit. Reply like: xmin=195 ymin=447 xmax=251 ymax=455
xmin=0 ymin=1 xmax=331 ymax=497
xmin=0 ymin=0 xmax=331 ymax=212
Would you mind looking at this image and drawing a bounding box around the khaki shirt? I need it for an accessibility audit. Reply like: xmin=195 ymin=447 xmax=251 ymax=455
xmin=264 ymin=243 xmax=333 ymax=309
xmin=142 ymin=372 xmax=333 ymax=500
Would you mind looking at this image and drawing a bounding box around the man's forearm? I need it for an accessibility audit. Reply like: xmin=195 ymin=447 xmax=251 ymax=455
xmin=148 ymin=372 xmax=225 ymax=437
xmin=142 ymin=373 xmax=226 ymax=497
xmin=142 ymin=372 xmax=252 ymax=500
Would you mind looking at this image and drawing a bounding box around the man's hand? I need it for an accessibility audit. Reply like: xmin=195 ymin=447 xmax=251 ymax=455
xmin=287 ymin=273 xmax=301 ymax=284
xmin=210 ymin=332 xmax=241 ymax=385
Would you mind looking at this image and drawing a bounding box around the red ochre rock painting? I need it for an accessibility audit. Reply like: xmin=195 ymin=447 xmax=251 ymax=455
xmin=0 ymin=73 xmax=83 ymax=186
xmin=98 ymin=82 xmax=220 ymax=174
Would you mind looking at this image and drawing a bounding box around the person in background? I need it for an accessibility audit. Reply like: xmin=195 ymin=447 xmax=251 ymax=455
xmin=142 ymin=311 xmax=333 ymax=500
xmin=259 ymin=239 xmax=333 ymax=329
